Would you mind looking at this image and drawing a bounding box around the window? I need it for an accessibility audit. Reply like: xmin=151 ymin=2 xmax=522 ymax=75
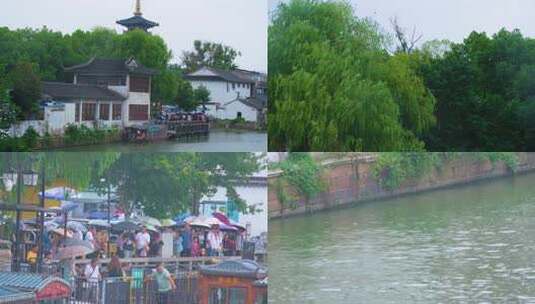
xmin=237 ymin=112 xmax=242 ymax=119
xmin=227 ymin=82 xmax=229 ymax=92
xmin=99 ymin=103 xmax=110 ymax=120
xmin=112 ymin=104 xmax=122 ymax=120
xmin=130 ymin=76 xmax=150 ymax=93
xmin=82 ymin=103 xmax=97 ymax=121
xmin=129 ymin=104 xmax=149 ymax=121
xmin=232 ymin=83 xmax=236 ymax=90
xmin=75 ymin=103 xmax=80 ymax=122
xmin=209 ymin=288 xmax=246 ymax=304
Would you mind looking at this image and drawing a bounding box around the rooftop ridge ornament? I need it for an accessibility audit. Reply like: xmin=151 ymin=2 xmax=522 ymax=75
xmin=134 ymin=0 xmax=142 ymax=16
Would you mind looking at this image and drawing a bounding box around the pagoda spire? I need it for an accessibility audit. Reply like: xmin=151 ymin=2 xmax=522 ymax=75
xmin=134 ymin=0 xmax=142 ymax=16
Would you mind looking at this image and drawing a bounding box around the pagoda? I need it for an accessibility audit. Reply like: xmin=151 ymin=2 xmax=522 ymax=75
xmin=116 ymin=0 xmax=159 ymax=32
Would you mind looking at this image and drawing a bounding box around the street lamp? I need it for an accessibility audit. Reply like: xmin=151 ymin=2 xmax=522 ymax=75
xmin=22 ymin=170 xmax=39 ymax=186
xmin=2 ymin=169 xmax=17 ymax=183
xmin=101 ymin=178 xmax=112 ymax=257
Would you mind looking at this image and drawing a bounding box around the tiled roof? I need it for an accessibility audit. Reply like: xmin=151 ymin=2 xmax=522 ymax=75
xmin=0 ymin=286 xmax=34 ymax=302
xmin=200 ymin=260 xmax=267 ymax=279
xmin=42 ymin=82 xmax=127 ymax=102
xmin=116 ymin=15 xmax=159 ymax=29
xmin=0 ymin=272 xmax=67 ymax=292
xmin=186 ymin=67 xmax=255 ymax=84
xmin=65 ymin=58 xmax=158 ymax=76
xmin=224 ymin=97 xmax=265 ymax=110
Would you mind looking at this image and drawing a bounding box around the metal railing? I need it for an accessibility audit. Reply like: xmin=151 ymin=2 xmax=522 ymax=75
xmin=70 ymin=273 xmax=199 ymax=304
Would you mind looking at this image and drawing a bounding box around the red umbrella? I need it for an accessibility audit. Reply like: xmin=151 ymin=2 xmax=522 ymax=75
xmin=212 ymin=212 xmax=231 ymax=225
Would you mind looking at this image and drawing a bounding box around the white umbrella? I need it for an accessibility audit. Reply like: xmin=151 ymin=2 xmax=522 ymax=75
xmin=88 ymin=219 xmax=111 ymax=228
xmin=140 ymin=216 xmax=161 ymax=227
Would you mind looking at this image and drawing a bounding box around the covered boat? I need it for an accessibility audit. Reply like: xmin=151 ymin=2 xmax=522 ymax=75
xmin=198 ymin=260 xmax=267 ymax=304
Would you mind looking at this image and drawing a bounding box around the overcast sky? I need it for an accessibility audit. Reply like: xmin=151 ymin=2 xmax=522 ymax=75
xmin=0 ymin=0 xmax=267 ymax=72
xmin=269 ymin=0 xmax=535 ymax=45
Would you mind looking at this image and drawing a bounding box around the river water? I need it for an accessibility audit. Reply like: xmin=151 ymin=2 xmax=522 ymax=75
xmin=58 ymin=130 xmax=267 ymax=152
xmin=269 ymin=172 xmax=535 ymax=303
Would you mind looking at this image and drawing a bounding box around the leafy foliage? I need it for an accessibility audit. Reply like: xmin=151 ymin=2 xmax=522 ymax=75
xmin=278 ymin=153 xmax=324 ymax=212
xmin=8 ymin=62 xmax=42 ymax=119
xmin=181 ymin=40 xmax=241 ymax=73
xmin=420 ymin=29 xmax=535 ymax=151
xmin=0 ymin=153 xmax=263 ymax=219
xmin=268 ymin=0 xmax=436 ymax=151
xmin=372 ymin=152 xmax=519 ymax=190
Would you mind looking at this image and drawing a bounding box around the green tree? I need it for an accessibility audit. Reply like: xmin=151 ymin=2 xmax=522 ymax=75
xmin=278 ymin=153 xmax=324 ymax=213
xmin=194 ymin=85 xmax=211 ymax=110
xmin=8 ymin=62 xmax=42 ymax=119
xmin=97 ymin=153 xmax=262 ymax=218
xmin=420 ymin=29 xmax=534 ymax=151
xmin=181 ymin=40 xmax=241 ymax=72
xmin=268 ymin=0 xmax=435 ymax=151
xmin=0 ymin=72 xmax=17 ymax=133
xmin=175 ymin=77 xmax=196 ymax=111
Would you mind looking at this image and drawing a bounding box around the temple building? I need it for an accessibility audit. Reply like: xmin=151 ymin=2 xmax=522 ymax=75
xmin=117 ymin=0 xmax=159 ymax=32
xmin=39 ymin=57 xmax=157 ymax=134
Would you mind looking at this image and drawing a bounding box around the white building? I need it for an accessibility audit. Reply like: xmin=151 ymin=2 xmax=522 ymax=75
xmin=13 ymin=57 xmax=157 ymax=136
xmin=185 ymin=66 xmax=267 ymax=123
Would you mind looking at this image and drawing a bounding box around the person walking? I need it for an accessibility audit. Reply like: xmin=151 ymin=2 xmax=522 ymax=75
xmin=181 ymin=223 xmax=192 ymax=257
xmin=83 ymin=257 xmax=101 ymax=303
xmin=207 ymin=224 xmax=223 ymax=256
xmin=147 ymin=262 xmax=176 ymax=304
xmin=107 ymin=256 xmax=125 ymax=278
xmin=135 ymin=227 xmax=150 ymax=257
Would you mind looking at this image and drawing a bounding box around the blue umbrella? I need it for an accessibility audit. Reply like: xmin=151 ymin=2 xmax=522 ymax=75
xmin=87 ymin=211 xmax=108 ymax=220
xmin=174 ymin=212 xmax=191 ymax=224
xmin=39 ymin=187 xmax=77 ymax=200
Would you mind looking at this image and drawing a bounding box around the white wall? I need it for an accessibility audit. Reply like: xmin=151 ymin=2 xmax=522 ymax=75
xmin=123 ymin=92 xmax=151 ymax=126
xmin=8 ymin=120 xmax=46 ymax=137
xmin=202 ymin=185 xmax=267 ymax=237
xmin=190 ymin=80 xmax=251 ymax=104
xmin=45 ymin=103 xmax=76 ymax=135
xmin=220 ymin=100 xmax=258 ymax=122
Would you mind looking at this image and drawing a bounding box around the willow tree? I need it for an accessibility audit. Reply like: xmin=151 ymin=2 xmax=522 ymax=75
xmin=0 ymin=152 xmax=119 ymax=203
xmin=268 ymin=0 xmax=436 ymax=151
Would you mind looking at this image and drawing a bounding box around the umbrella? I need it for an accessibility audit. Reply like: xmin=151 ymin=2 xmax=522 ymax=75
xmin=218 ymin=222 xmax=238 ymax=231
xmin=67 ymin=221 xmax=87 ymax=232
xmin=174 ymin=212 xmax=191 ymax=224
xmin=205 ymin=217 xmax=221 ymax=226
xmin=187 ymin=217 xmax=210 ymax=229
xmin=88 ymin=211 xmax=108 ymax=220
xmin=139 ymin=216 xmax=161 ymax=227
xmin=161 ymin=219 xmax=177 ymax=227
xmin=55 ymin=239 xmax=94 ymax=260
xmin=40 ymin=187 xmax=77 ymax=200
xmin=52 ymin=228 xmax=73 ymax=238
xmin=145 ymin=224 xmax=158 ymax=232
xmin=230 ymin=220 xmax=246 ymax=231
xmin=88 ymin=219 xmax=111 ymax=227
xmin=213 ymin=212 xmax=232 ymax=225
xmin=44 ymin=221 xmax=59 ymax=231
xmin=112 ymin=221 xmax=140 ymax=231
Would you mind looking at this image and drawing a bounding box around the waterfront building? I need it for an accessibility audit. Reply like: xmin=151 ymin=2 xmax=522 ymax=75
xmin=36 ymin=58 xmax=157 ymax=135
xmin=185 ymin=67 xmax=267 ymax=123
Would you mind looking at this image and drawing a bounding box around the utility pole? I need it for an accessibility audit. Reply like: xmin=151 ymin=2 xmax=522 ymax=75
xmin=13 ymin=155 xmax=22 ymax=272
xmin=107 ymin=182 xmax=111 ymax=257
xmin=36 ymin=160 xmax=45 ymax=273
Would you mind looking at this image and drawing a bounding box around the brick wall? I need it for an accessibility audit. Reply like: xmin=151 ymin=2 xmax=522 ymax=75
xmin=269 ymin=153 xmax=535 ymax=219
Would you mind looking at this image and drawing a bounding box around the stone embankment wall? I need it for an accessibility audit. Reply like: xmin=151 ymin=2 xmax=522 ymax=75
xmin=268 ymin=153 xmax=535 ymax=219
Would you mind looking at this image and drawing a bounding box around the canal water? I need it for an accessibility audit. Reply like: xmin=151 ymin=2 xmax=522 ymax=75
xmin=58 ymin=130 xmax=267 ymax=152
xmin=269 ymin=172 xmax=535 ymax=303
